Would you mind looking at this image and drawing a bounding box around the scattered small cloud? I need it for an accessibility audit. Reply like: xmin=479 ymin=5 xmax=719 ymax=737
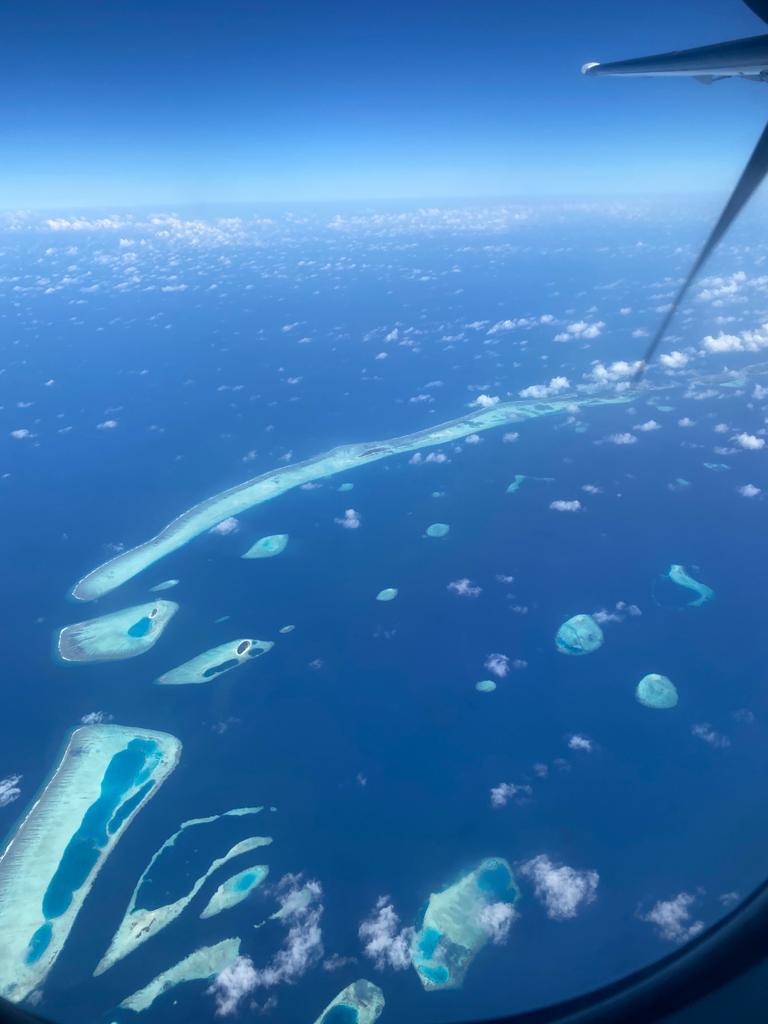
xmin=0 ymin=775 xmax=21 ymax=808
xmin=639 ymin=892 xmax=704 ymax=944
xmin=550 ymin=499 xmax=581 ymax=512
xmin=490 ymin=782 xmax=532 ymax=808
xmin=691 ymin=723 xmax=730 ymax=749
xmin=734 ymin=432 xmax=765 ymax=451
xmin=80 ymin=711 xmax=113 ymax=725
xmin=520 ymin=855 xmax=599 ymax=920
xmin=448 ymin=578 xmax=482 ymax=598
xmin=738 ymin=483 xmax=761 ymax=498
xmin=335 ymin=508 xmax=361 ymax=529
xmin=358 ymin=896 xmax=414 ymax=971
xmin=97 ymin=419 xmax=119 ymax=430
xmin=567 ymin=734 xmax=593 ymax=753
xmin=606 ymin=432 xmax=637 ymax=445
xmin=484 ymin=652 xmax=510 ymax=677
xmin=209 ymin=517 xmax=240 ymax=536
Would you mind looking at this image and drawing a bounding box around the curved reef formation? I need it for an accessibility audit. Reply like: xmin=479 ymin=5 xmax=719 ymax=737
xmin=636 ymin=673 xmax=678 ymax=709
xmin=0 ymin=724 xmax=180 ymax=1003
xmin=200 ymin=864 xmax=269 ymax=920
xmin=313 ymin=980 xmax=385 ymax=1024
xmin=666 ymin=564 xmax=715 ymax=607
xmin=411 ymin=857 xmax=519 ymax=991
xmin=119 ymin=938 xmax=241 ymax=1012
xmin=70 ymin=393 xmax=630 ymax=601
xmin=56 ymin=601 xmax=178 ymax=663
xmin=555 ymin=614 xmax=604 ymax=656
xmin=95 ymin=807 xmax=271 ymax=975
xmin=157 ymin=638 xmax=273 ymax=685
xmin=242 ymin=534 xmax=289 ymax=559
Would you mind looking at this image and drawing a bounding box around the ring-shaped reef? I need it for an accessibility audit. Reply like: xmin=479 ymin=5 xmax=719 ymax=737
xmin=555 ymin=614 xmax=604 ymax=656
xmin=69 ymin=392 xmax=631 ymax=602
xmin=200 ymin=864 xmax=269 ymax=920
xmin=426 ymin=523 xmax=450 ymax=538
xmin=636 ymin=673 xmax=678 ymax=709
xmin=242 ymin=534 xmax=289 ymax=559
xmin=313 ymin=980 xmax=385 ymax=1024
xmin=157 ymin=638 xmax=273 ymax=685
xmin=0 ymin=724 xmax=180 ymax=1003
xmin=56 ymin=601 xmax=178 ymax=663
xmin=411 ymin=857 xmax=519 ymax=991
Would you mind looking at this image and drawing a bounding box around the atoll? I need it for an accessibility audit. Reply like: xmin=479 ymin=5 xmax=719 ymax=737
xmin=376 ymin=588 xmax=398 ymax=602
xmin=200 ymin=864 xmax=269 ymax=920
xmin=426 ymin=523 xmax=450 ymax=538
xmin=636 ymin=673 xmax=678 ymax=709
xmin=56 ymin=601 xmax=178 ymax=663
xmin=0 ymin=724 xmax=180 ymax=1002
xmin=411 ymin=857 xmax=518 ymax=990
xmin=119 ymin=938 xmax=241 ymax=1012
xmin=157 ymin=638 xmax=273 ymax=685
xmin=313 ymin=980 xmax=385 ymax=1024
xmin=242 ymin=534 xmax=289 ymax=559
xmin=555 ymin=614 xmax=604 ymax=655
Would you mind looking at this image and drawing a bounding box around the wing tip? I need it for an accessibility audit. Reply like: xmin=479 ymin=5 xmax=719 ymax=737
xmin=581 ymin=62 xmax=601 ymax=76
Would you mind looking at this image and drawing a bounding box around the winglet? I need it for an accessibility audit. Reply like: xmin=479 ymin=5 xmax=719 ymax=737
xmin=581 ymin=62 xmax=601 ymax=75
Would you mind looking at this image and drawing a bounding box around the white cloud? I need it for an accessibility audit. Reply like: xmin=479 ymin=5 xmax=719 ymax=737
xmin=550 ymin=499 xmax=582 ymax=512
xmin=97 ymin=419 xmax=118 ymax=430
xmin=448 ymin=578 xmax=482 ymax=598
xmin=209 ymin=517 xmax=240 ymax=536
xmin=208 ymin=877 xmax=324 ymax=1015
xmin=567 ymin=734 xmax=593 ymax=753
xmin=678 ymin=417 xmax=695 ymax=428
xmin=0 ymin=775 xmax=21 ymax=808
xmin=335 ymin=508 xmax=361 ymax=529
xmin=10 ymin=429 xmax=32 ymax=440
xmin=502 ymin=431 xmax=519 ymax=443
xmin=606 ymin=432 xmax=637 ymax=445
xmin=465 ymin=433 xmax=482 ymax=445
xmin=582 ymin=484 xmax=601 ymax=494
xmin=490 ymin=782 xmax=532 ymax=808
xmin=691 ymin=723 xmax=730 ymax=748
xmin=519 ymin=376 xmax=570 ymax=399
xmin=636 ymin=420 xmax=660 ymax=432
xmin=554 ymin=320 xmax=604 ymax=342
xmin=588 ymin=360 xmax=641 ymax=384
xmin=739 ymin=483 xmax=761 ymax=497
xmin=484 ymin=652 xmax=510 ymax=677
xmin=80 ymin=711 xmax=113 ymax=725
xmin=734 ymin=433 xmax=765 ymax=450
xmin=660 ymin=351 xmax=689 ymax=369
xmin=520 ymin=855 xmax=599 ymax=920
xmin=640 ymin=892 xmax=704 ymax=943
xmin=471 ymin=394 xmax=499 ymax=409
xmin=359 ymin=897 xmax=414 ymax=971
xmin=753 ymin=384 xmax=768 ymax=400
xmin=478 ymin=901 xmax=518 ymax=944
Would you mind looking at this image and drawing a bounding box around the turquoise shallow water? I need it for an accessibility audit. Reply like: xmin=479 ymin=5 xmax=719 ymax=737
xmin=27 ymin=739 xmax=159 ymax=964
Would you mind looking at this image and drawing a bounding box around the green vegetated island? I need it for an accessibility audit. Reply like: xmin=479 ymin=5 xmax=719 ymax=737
xmin=0 ymin=724 xmax=181 ymax=1002
xmin=70 ymin=393 xmax=630 ymax=602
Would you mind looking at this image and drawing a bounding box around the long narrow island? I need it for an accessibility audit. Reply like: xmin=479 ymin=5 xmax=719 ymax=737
xmin=70 ymin=392 xmax=630 ymax=601
xmin=0 ymin=724 xmax=181 ymax=1003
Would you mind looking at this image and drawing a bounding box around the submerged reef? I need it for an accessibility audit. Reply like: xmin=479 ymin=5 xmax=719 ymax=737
xmin=555 ymin=614 xmax=604 ymax=656
xmin=665 ymin=564 xmax=715 ymax=608
xmin=636 ymin=673 xmax=678 ymax=709
xmin=426 ymin=523 xmax=450 ymax=538
xmin=119 ymin=938 xmax=241 ymax=1012
xmin=242 ymin=534 xmax=289 ymax=559
xmin=157 ymin=638 xmax=273 ymax=685
xmin=200 ymin=864 xmax=269 ymax=920
xmin=313 ymin=980 xmax=385 ymax=1024
xmin=56 ymin=601 xmax=178 ymax=663
xmin=0 ymin=724 xmax=180 ymax=1003
xmin=376 ymin=588 xmax=398 ymax=602
xmin=411 ymin=857 xmax=518 ymax=990
xmin=95 ymin=808 xmax=270 ymax=975
xmin=475 ymin=680 xmax=497 ymax=693
xmin=148 ymin=579 xmax=179 ymax=592
xmin=506 ymin=475 xmax=528 ymax=493
xmin=70 ymin=392 xmax=631 ymax=601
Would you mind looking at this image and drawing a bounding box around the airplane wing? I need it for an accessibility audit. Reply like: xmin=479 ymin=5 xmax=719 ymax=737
xmin=637 ymin=119 xmax=768 ymax=374
xmin=744 ymin=0 xmax=768 ymax=24
xmin=582 ymin=34 xmax=768 ymax=79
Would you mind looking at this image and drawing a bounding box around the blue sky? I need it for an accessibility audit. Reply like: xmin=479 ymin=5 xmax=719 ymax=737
xmin=2 ymin=0 xmax=767 ymax=206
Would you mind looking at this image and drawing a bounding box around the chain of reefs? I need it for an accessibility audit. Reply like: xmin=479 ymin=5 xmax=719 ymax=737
xmin=665 ymin=564 xmax=715 ymax=607
xmin=119 ymin=938 xmax=241 ymax=1013
xmin=313 ymin=980 xmax=386 ymax=1024
xmin=199 ymin=864 xmax=269 ymax=920
xmin=157 ymin=638 xmax=274 ymax=685
xmin=95 ymin=807 xmax=270 ymax=975
xmin=411 ymin=857 xmax=519 ymax=990
xmin=70 ymin=393 xmax=630 ymax=602
xmin=0 ymin=725 xmax=181 ymax=1003
xmin=56 ymin=601 xmax=178 ymax=662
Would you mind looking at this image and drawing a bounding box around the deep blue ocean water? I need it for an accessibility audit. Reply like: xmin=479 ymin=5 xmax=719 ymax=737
xmin=1 ymin=202 xmax=768 ymax=1023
